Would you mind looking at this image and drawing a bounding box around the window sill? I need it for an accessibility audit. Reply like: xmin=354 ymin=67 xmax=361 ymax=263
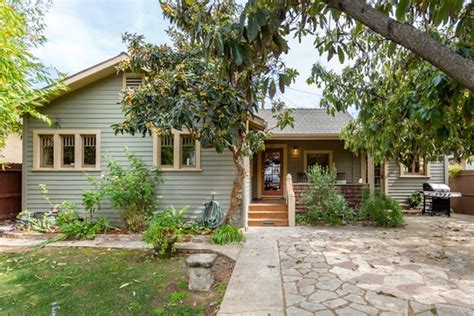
xmin=32 ymin=168 xmax=101 ymax=172
xmin=398 ymin=175 xmax=430 ymax=179
xmin=160 ymin=168 xmax=202 ymax=172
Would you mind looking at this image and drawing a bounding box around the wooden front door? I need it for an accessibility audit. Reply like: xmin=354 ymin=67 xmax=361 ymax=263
xmin=262 ymin=148 xmax=284 ymax=196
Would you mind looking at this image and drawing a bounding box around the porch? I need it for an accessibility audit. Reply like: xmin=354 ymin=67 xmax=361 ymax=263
xmin=246 ymin=139 xmax=375 ymax=227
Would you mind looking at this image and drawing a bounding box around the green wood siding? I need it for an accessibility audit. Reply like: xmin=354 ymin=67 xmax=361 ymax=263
xmin=23 ymin=74 xmax=236 ymax=224
xmin=386 ymin=160 xmax=446 ymax=206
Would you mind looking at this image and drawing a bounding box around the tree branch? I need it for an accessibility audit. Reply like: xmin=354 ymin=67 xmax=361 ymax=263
xmin=323 ymin=0 xmax=474 ymax=91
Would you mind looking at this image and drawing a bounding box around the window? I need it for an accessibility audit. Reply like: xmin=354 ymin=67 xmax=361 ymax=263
xmin=40 ymin=135 xmax=54 ymax=167
xmin=153 ymin=131 xmax=201 ymax=171
xmin=304 ymin=150 xmax=333 ymax=172
xmin=82 ymin=135 xmax=97 ymax=167
xmin=33 ymin=130 xmax=100 ymax=171
xmin=61 ymin=135 xmax=75 ymax=167
xmin=160 ymin=135 xmax=174 ymax=167
xmin=400 ymin=157 xmax=429 ymax=176
xmin=181 ymin=135 xmax=196 ymax=168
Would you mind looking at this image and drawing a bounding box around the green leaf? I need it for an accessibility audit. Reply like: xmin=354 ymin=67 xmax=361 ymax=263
xmin=247 ymin=15 xmax=259 ymax=42
xmin=337 ymin=47 xmax=345 ymax=64
xmin=396 ymin=0 xmax=411 ymax=21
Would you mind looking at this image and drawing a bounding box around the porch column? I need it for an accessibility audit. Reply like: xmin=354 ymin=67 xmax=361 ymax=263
xmin=360 ymin=152 xmax=367 ymax=183
xmin=242 ymin=156 xmax=251 ymax=229
xmin=367 ymin=154 xmax=375 ymax=193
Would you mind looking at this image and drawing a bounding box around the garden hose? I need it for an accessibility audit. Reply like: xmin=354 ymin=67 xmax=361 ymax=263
xmin=203 ymin=194 xmax=223 ymax=228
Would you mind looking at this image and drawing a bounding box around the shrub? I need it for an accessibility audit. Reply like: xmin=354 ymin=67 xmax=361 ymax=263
xmin=85 ymin=149 xmax=162 ymax=232
xmin=359 ymin=189 xmax=404 ymax=227
xmin=211 ymin=223 xmax=244 ymax=245
xmin=143 ymin=207 xmax=187 ymax=256
xmin=448 ymin=163 xmax=463 ymax=178
xmin=408 ymin=191 xmax=423 ymax=208
xmin=59 ymin=218 xmax=110 ymax=240
xmin=301 ymin=165 xmax=354 ymax=224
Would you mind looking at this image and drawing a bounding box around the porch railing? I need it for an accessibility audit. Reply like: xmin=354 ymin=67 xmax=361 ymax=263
xmin=286 ymin=174 xmax=296 ymax=226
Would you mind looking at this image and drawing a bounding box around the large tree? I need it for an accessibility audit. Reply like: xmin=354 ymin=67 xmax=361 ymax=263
xmin=0 ymin=0 xmax=65 ymax=150
xmin=114 ymin=3 xmax=295 ymax=222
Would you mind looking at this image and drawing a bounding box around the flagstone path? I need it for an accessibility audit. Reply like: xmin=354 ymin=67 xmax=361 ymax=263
xmin=279 ymin=215 xmax=474 ymax=316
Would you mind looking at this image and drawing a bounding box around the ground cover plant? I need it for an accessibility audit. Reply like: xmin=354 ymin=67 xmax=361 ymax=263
xmin=359 ymin=189 xmax=405 ymax=227
xmin=301 ymin=165 xmax=354 ymax=224
xmin=211 ymin=223 xmax=244 ymax=245
xmin=408 ymin=191 xmax=423 ymax=209
xmin=0 ymin=248 xmax=232 ymax=315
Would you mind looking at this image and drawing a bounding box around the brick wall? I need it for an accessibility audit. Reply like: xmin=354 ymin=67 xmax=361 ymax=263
xmin=293 ymin=183 xmax=368 ymax=213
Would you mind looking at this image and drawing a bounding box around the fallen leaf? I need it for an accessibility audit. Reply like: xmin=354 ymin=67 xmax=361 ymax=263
xmin=119 ymin=283 xmax=130 ymax=289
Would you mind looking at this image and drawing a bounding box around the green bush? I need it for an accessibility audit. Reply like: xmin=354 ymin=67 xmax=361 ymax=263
xmin=448 ymin=163 xmax=463 ymax=178
xmin=59 ymin=218 xmax=110 ymax=240
xmin=408 ymin=191 xmax=423 ymax=208
xmin=301 ymin=165 xmax=354 ymax=224
xmin=359 ymin=189 xmax=404 ymax=227
xmin=143 ymin=207 xmax=187 ymax=256
xmin=211 ymin=223 xmax=244 ymax=245
xmin=85 ymin=149 xmax=162 ymax=232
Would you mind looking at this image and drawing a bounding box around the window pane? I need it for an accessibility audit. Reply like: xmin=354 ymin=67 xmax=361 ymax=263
xmin=62 ymin=135 xmax=75 ymax=167
xmin=307 ymin=153 xmax=330 ymax=170
xmin=40 ymin=135 xmax=54 ymax=167
xmin=181 ymin=135 xmax=196 ymax=167
xmin=82 ymin=135 xmax=96 ymax=166
xmin=160 ymin=135 xmax=174 ymax=166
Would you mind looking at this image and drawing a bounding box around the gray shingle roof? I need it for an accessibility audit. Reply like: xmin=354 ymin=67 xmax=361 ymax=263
xmin=256 ymin=108 xmax=352 ymax=136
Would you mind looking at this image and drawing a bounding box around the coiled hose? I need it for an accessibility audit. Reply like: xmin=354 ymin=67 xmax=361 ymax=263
xmin=203 ymin=195 xmax=223 ymax=228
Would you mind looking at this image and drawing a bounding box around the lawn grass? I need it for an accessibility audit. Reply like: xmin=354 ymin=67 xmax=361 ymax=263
xmin=0 ymin=248 xmax=230 ymax=315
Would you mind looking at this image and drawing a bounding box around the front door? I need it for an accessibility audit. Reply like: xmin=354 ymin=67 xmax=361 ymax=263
xmin=262 ymin=148 xmax=283 ymax=196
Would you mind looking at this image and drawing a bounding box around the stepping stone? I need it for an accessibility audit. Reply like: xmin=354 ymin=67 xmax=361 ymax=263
xmin=351 ymin=303 xmax=379 ymax=315
xmin=345 ymin=294 xmax=366 ymax=305
xmin=316 ymin=278 xmax=342 ymax=291
xmin=299 ymin=301 xmax=326 ymax=312
xmin=324 ymin=298 xmax=348 ymax=309
xmin=309 ymin=290 xmax=338 ymax=303
xmin=366 ymin=291 xmax=408 ymax=314
xmin=342 ymin=283 xmax=365 ymax=295
xmin=435 ymin=304 xmax=474 ymax=316
xmin=336 ymin=306 xmax=367 ymax=316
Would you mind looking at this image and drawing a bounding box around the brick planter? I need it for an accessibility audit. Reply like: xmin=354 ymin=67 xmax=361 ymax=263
xmin=293 ymin=183 xmax=368 ymax=213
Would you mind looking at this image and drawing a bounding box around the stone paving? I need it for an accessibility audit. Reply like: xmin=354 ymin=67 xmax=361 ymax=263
xmin=279 ymin=215 xmax=474 ymax=316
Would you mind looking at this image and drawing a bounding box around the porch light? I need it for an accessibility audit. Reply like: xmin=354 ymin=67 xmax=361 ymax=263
xmin=292 ymin=146 xmax=299 ymax=155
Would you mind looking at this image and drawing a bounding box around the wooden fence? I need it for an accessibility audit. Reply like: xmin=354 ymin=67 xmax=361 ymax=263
xmin=450 ymin=170 xmax=474 ymax=215
xmin=0 ymin=164 xmax=22 ymax=220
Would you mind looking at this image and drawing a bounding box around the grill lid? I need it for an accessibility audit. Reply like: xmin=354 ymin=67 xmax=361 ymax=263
xmin=423 ymin=183 xmax=450 ymax=192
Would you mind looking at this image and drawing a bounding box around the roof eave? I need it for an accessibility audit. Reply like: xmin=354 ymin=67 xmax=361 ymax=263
xmin=45 ymin=52 xmax=129 ymax=102
xmin=265 ymin=133 xmax=341 ymax=140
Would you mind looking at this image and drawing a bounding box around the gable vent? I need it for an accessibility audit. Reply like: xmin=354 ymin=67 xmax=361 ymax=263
xmin=125 ymin=76 xmax=142 ymax=89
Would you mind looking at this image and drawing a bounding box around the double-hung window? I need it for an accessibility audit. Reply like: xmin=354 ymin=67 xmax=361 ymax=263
xmin=33 ymin=130 xmax=101 ymax=171
xmin=154 ymin=131 xmax=201 ymax=171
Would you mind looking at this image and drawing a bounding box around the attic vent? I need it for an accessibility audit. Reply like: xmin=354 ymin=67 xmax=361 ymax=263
xmin=125 ymin=75 xmax=142 ymax=89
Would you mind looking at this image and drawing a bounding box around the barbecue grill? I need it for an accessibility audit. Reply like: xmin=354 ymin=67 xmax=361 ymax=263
xmin=422 ymin=183 xmax=461 ymax=216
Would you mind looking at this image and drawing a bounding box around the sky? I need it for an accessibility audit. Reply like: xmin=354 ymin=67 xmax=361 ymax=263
xmin=34 ymin=0 xmax=351 ymax=113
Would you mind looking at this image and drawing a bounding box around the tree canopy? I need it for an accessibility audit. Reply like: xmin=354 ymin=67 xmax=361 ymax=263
xmin=114 ymin=2 xmax=295 ymax=222
xmin=0 ymin=0 xmax=65 ymax=150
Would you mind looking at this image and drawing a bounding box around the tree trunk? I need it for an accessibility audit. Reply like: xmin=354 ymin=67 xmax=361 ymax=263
xmin=225 ymin=146 xmax=246 ymax=224
xmin=323 ymin=0 xmax=474 ymax=91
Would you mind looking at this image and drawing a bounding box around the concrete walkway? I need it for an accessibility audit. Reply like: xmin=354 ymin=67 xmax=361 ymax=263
xmin=218 ymin=228 xmax=285 ymax=316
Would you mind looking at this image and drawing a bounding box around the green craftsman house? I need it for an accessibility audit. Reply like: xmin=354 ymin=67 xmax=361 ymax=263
xmin=22 ymin=54 xmax=449 ymax=227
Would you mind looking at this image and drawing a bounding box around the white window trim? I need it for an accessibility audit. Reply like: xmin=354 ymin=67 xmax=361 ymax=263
xmin=153 ymin=130 xmax=201 ymax=171
xmin=303 ymin=150 xmax=333 ymax=172
xmin=33 ymin=129 xmax=101 ymax=171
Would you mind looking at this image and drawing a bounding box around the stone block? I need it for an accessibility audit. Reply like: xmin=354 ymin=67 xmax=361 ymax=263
xmin=186 ymin=253 xmax=217 ymax=291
